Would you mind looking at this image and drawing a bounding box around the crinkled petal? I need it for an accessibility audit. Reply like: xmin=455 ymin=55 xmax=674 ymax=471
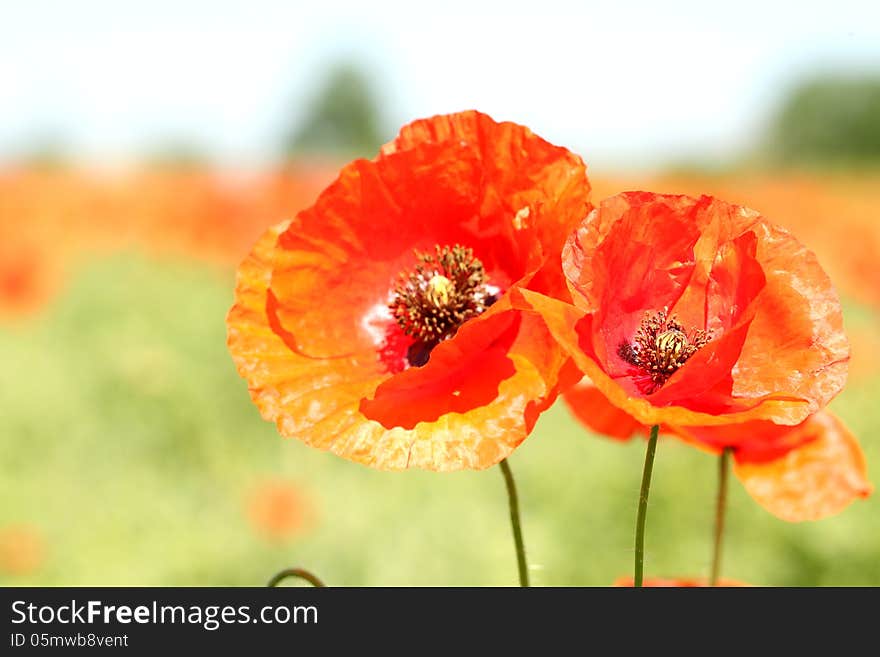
xmin=733 ymin=411 xmax=872 ymax=522
xmin=730 ymin=221 xmax=849 ymax=416
xmin=542 ymin=192 xmax=849 ymax=428
xmin=268 ymin=111 xmax=590 ymax=362
xmin=382 ymin=110 xmax=591 ymax=294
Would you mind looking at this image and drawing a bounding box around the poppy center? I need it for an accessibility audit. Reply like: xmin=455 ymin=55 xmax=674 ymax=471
xmin=617 ymin=307 xmax=711 ymax=394
xmin=389 ymin=244 xmax=497 ymax=366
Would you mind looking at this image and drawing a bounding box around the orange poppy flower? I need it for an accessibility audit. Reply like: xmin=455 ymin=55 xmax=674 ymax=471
xmin=227 ymin=111 xmax=591 ymax=470
xmin=614 ymin=576 xmax=748 ymax=587
xmin=526 ymin=192 xmax=849 ymax=428
xmin=562 ymin=378 xmax=872 ymax=521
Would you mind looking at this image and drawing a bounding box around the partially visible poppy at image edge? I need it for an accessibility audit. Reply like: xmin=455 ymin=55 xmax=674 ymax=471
xmin=227 ymin=111 xmax=590 ymax=470
xmin=0 ymin=524 xmax=46 ymax=576
xmin=0 ymin=229 xmax=62 ymax=321
xmin=564 ymin=378 xmax=872 ymax=521
xmin=613 ymin=576 xmax=749 ymax=587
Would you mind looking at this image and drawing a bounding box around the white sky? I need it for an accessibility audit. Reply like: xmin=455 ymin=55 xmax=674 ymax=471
xmin=2 ymin=0 xmax=879 ymax=170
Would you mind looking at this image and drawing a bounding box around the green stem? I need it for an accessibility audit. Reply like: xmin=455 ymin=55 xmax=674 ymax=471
xmin=499 ymin=458 xmax=529 ymax=587
xmin=267 ymin=568 xmax=326 ymax=588
xmin=709 ymin=448 xmax=732 ymax=587
xmin=634 ymin=425 xmax=660 ymax=588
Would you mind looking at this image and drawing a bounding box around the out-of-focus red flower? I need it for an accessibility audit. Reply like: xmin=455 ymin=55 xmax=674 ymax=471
xmin=562 ymin=378 xmax=872 ymax=521
xmin=0 ymin=175 xmax=67 ymax=321
xmin=0 ymin=524 xmax=45 ymax=576
xmin=246 ymin=480 xmax=314 ymax=541
xmin=528 ymin=192 xmax=849 ymax=429
xmin=0 ymin=238 xmax=59 ymax=320
xmin=227 ymin=111 xmax=591 ymax=470
xmin=614 ymin=576 xmax=749 ymax=587
xmin=0 ymin=165 xmax=334 ymax=282
xmin=115 ymin=169 xmax=332 ymax=267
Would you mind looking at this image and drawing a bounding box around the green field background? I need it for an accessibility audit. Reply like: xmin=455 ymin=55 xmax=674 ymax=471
xmin=1 ymin=254 xmax=877 ymax=586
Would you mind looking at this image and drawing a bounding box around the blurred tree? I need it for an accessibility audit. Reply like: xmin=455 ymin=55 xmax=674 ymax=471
xmin=14 ymin=133 xmax=71 ymax=170
xmin=285 ymin=62 xmax=387 ymax=159
xmin=767 ymin=75 xmax=880 ymax=166
xmin=144 ymin=140 xmax=210 ymax=170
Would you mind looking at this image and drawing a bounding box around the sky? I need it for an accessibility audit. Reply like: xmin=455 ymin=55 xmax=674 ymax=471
xmin=3 ymin=0 xmax=880 ymax=170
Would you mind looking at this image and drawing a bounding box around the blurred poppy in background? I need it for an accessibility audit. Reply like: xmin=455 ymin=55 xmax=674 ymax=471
xmin=614 ymin=576 xmax=748 ymax=587
xmin=0 ymin=172 xmax=72 ymax=320
xmin=0 ymin=524 xmax=45 ymax=577
xmin=227 ymin=110 xmax=591 ymax=471
xmin=246 ymin=480 xmax=314 ymax=542
xmin=0 ymin=237 xmax=60 ymax=320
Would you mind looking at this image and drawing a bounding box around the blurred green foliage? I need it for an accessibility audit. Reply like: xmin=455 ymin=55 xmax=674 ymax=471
xmin=285 ymin=63 xmax=388 ymax=159
xmin=144 ymin=140 xmax=211 ymax=169
xmin=767 ymin=75 xmax=880 ymax=166
xmin=0 ymin=255 xmax=877 ymax=586
xmin=12 ymin=134 xmax=71 ymax=170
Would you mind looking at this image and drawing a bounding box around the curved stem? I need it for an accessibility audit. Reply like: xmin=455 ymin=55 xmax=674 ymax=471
xmin=267 ymin=568 xmax=326 ymax=588
xmin=709 ymin=447 xmax=732 ymax=587
xmin=634 ymin=425 xmax=660 ymax=588
xmin=499 ymin=458 xmax=529 ymax=587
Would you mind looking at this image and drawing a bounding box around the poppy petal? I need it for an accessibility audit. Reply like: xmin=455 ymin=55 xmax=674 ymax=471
xmin=562 ymin=376 xmax=643 ymax=441
xmin=733 ymin=411 xmax=872 ymax=522
xmin=729 ymin=222 xmax=849 ymax=417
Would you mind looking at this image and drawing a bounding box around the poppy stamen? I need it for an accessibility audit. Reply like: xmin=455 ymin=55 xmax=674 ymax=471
xmin=390 ymin=244 xmax=495 ymax=365
xmin=617 ymin=307 xmax=711 ymax=394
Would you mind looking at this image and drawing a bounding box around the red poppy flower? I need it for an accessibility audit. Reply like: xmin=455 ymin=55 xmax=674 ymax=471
xmin=227 ymin=111 xmax=591 ymax=470
xmin=614 ymin=576 xmax=748 ymax=587
xmin=526 ymin=192 xmax=849 ymax=428
xmin=562 ymin=378 xmax=871 ymax=521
